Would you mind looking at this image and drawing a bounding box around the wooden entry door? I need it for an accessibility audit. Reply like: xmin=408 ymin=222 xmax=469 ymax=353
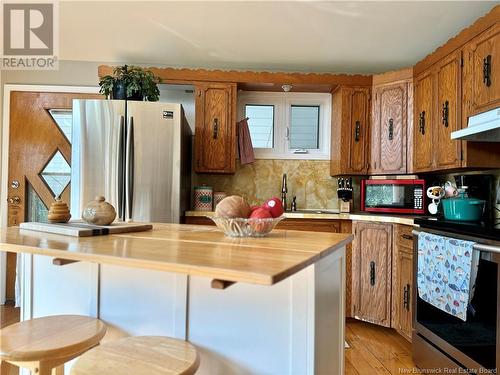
xmin=5 ymin=91 xmax=99 ymax=303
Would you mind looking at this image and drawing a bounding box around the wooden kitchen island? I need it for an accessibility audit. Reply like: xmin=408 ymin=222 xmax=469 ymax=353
xmin=0 ymin=223 xmax=352 ymax=375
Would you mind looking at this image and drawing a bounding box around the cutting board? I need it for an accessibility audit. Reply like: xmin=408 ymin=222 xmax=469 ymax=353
xmin=19 ymin=221 xmax=153 ymax=237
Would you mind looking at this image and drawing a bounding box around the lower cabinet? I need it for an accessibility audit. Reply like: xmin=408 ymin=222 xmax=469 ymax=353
xmin=351 ymin=221 xmax=392 ymax=327
xmin=395 ymin=249 xmax=413 ymax=341
xmin=393 ymin=224 xmax=414 ymax=342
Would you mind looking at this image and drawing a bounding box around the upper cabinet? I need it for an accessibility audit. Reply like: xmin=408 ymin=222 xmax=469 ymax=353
xmin=435 ymin=51 xmax=462 ymax=170
xmin=194 ymin=83 xmax=237 ymax=174
xmin=463 ymin=23 xmax=500 ymax=118
xmin=412 ymin=18 xmax=500 ymax=173
xmin=330 ymin=86 xmax=371 ymax=176
xmin=414 ymin=51 xmax=462 ymax=173
xmin=370 ymin=69 xmax=413 ymax=175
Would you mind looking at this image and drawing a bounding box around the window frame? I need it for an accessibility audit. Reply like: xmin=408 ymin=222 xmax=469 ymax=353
xmin=238 ymin=91 xmax=331 ymax=160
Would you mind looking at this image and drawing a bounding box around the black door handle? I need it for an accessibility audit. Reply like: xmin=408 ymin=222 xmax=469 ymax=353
xmin=403 ymin=284 xmax=411 ymax=311
xmin=388 ymin=118 xmax=394 ymax=140
xmin=442 ymin=101 xmax=449 ymax=128
xmin=213 ymin=118 xmax=219 ymax=139
xmin=369 ymin=261 xmax=375 ymax=286
xmin=354 ymin=121 xmax=361 ymax=142
xmin=483 ymin=55 xmax=492 ymax=87
xmin=419 ymin=111 xmax=426 ymax=135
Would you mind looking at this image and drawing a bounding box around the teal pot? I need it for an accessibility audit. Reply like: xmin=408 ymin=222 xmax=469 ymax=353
xmin=441 ymin=196 xmax=486 ymax=221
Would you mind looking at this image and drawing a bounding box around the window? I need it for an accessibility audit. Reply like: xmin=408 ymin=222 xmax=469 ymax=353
xmin=245 ymin=105 xmax=274 ymax=148
xmin=239 ymin=92 xmax=331 ymax=160
xmin=290 ymin=105 xmax=320 ymax=149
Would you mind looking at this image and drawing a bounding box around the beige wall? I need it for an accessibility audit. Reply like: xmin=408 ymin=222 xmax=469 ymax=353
xmin=193 ymin=159 xmax=360 ymax=211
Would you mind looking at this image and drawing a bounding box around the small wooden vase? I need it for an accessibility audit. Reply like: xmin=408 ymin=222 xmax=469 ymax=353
xmin=82 ymin=196 xmax=117 ymax=226
xmin=48 ymin=197 xmax=71 ymax=223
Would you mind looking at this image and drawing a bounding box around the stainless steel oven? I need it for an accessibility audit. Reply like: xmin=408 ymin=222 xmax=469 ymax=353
xmin=412 ymin=227 xmax=500 ymax=373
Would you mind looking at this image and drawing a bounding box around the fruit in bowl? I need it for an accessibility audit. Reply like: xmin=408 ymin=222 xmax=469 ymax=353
xmin=209 ymin=195 xmax=284 ymax=237
xmin=215 ymin=195 xmax=251 ymax=218
xmin=262 ymin=197 xmax=284 ymax=218
xmin=249 ymin=207 xmax=273 ymax=234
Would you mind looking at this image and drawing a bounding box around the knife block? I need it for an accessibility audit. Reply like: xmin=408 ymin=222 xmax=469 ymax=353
xmin=339 ymin=199 xmax=351 ymax=213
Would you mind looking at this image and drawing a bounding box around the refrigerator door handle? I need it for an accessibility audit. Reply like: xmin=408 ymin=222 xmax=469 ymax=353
xmin=118 ymin=115 xmax=126 ymax=220
xmin=127 ymin=116 xmax=135 ymax=220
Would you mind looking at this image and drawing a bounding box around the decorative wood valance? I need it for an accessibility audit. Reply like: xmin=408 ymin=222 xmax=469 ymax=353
xmin=98 ymin=65 xmax=372 ymax=92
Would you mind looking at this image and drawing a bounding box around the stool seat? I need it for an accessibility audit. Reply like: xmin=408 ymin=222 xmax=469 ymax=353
xmin=0 ymin=315 xmax=107 ymax=363
xmin=71 ymin=336 xmax=199 ymax=375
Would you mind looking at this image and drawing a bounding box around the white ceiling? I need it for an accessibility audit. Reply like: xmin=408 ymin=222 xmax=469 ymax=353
xmin=60 ymin=1 xmax=498 ymax=74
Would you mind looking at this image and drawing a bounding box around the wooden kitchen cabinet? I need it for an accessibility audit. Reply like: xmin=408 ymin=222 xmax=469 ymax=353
xmin=463 ymin=23 xmax=500 ymax=118
xmin=435 ymin=50 xmax=462 ymax=170
xmin=413 ymin=49 xmax=500 ymax=173
xmin=351 ymin=221 xmax=392 ymax=327
xmin=413 ymin=69 xmax=435 ymax=172
xmin=194 ymin=82 xmax=237 ymax=174
xmin=371 ymin=75 xmax=412 ymax=175
xmin=392 ymin=224 xmax=414 ymax=342
xmin=330 ymin=86 xmax=371 ymax=176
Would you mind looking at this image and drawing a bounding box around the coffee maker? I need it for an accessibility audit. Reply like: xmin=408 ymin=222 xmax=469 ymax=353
xmin=454 ymin=174 xmax=495 ymax=221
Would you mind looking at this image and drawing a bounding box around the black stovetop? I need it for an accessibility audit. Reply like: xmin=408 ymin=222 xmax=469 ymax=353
xmin=414 ymin=217 xmax=500 ymax=241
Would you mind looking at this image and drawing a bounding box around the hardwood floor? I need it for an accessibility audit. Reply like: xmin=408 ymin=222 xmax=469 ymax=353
xmin=345 ymin=318 xmax=419 ymax=374
xmin=0 ymin=306 xmax=417 ymax=374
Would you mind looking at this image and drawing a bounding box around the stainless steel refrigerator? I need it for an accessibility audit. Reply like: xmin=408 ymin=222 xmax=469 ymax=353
xmin=71 ymin=100 xmax=192 ymax=223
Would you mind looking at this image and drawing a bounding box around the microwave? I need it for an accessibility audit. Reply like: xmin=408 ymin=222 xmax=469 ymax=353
xmin=361 ymin=179 xmax=425 ymax=214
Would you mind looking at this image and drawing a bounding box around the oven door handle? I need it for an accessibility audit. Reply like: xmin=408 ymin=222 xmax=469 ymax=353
xmin=412 ymin=229 xmax=500 ymax=254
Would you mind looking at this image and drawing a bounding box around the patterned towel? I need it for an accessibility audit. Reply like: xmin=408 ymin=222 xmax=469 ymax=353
xmin=417 ymin=232 xmax=475 ymax=321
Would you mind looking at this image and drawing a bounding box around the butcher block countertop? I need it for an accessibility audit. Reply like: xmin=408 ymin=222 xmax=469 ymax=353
xmin=0 ymin=223 xmax=352 ymax=286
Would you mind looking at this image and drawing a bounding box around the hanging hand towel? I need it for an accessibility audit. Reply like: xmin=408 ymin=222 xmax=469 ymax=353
xmin=417 ymin=232 xmax=475 ymax=321
xmin=238 ymin=117 xmax=255 ymax=165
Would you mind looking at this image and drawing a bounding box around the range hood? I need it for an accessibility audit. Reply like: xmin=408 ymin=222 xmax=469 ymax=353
xmin=451 ymin=107 xmax=500 ymax=142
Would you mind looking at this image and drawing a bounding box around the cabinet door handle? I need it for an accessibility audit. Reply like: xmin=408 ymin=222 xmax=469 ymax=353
xmin=369 ymin=261 xmax=375 ymax=286
xmin=388 ymin=118 xmax=394 ymax=140
xmin=403 ymin=284 xmax=411 ymax=311
xmin=418 ymin=111 xmax=426 ymax=135
xmin=483 ymin=55 xmax=492 ymax=87
xmin=212 ymin=118 xmax=219 ymax=139
xmin=354 ymin=121 xmax=361 ymax=142
xmin=401 ymin=234 xmax=413 ymax=240
xmin=442 ymin=101 xmax=449 ymax=128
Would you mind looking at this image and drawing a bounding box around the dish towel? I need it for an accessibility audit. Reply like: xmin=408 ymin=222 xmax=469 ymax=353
xmin=237 ymin=117 xmax=255 ymax=165
xmin=417 ymin=232 xmax=475 ymax=321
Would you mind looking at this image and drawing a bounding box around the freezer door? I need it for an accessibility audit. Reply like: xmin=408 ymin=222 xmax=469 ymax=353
xmin=126 ymin=102 xmax=181 ymax=223
xmin=71 ymin=100 xmax=126 ymax=220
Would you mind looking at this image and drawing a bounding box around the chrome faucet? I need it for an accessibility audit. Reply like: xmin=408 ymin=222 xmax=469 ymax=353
xmin=281 ymin=173 xmax=288 ymax=211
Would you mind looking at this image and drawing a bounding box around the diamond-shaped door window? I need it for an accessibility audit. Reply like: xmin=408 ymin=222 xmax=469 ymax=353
xmin=40 ymin=151 xmax=71 ymax=198
xmin=48 ymin=109 xmax=73 ymax=143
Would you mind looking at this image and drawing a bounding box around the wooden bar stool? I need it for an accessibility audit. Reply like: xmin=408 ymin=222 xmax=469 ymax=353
xmin=0 ymin=315 xmax=107 ymax=375
xmin=70 ymin=336 xmax=199 ymax=375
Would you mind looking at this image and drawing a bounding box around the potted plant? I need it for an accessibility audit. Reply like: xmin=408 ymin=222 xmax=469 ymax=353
xmin=99 ymin=65 xmax=162 ymax=101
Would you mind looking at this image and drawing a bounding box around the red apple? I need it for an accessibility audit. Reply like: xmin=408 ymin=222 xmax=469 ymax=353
xmin=250 ymin=207 xmax=273 ymax=219
xmin=261 ymin=197 xmax=284 ymax=218
xmin=249 ymin=207 xmax=273 ymax=234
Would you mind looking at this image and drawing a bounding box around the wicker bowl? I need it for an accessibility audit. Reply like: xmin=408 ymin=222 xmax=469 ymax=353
xmin=208 ymin=216 xmax=284 ymax=237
